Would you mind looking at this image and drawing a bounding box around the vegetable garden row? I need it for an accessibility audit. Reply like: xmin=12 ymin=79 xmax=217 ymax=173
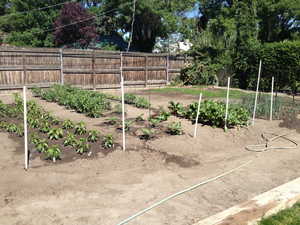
xmin=0 ymin=84 xmax=258 ymax=164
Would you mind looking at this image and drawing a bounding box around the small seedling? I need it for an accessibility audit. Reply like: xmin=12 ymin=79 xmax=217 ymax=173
xmin=36 ymin=139 xmax=49 ymax=153
xmin=135 ymin=114 xmax=145 ymax=122
xmin=45 ymin=145 xmax=61 ymax=162
xmin=87 ymin=130 xmax=99 ymax=142
xmin=48 ymin=128 xmax=64 ymax=140
xmin=105 ymin=117 xmax=119 ymax=125
xmin=74 ymin=122 xmax=87 ymax=135
xmin=75 ymin=138 xmax=90 ymax=154
xmin=62 ymin=120 xmax=75 ymax=129
xmin=39 ymin=122 xmax=50 ymax=133
xmin=149 ymin=118 xmax=160 ymax=128
xmin=102 ymin=134 xmax=114 ymax=149
xmin=140 ymin=128 xmax=155 ymax=140
xmin=167 ymin=122 xmax=183 ymax=135
xmin=63 ymin=132 xmax=77 ymax=147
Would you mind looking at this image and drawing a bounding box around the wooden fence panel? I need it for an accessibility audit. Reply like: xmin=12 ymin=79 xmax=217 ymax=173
xmin=0 ymin=47 xmax=192 ymax=89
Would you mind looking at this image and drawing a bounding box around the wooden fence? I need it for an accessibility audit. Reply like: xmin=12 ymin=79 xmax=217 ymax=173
xmin=0 ymin=47 xmax=192 ymax=89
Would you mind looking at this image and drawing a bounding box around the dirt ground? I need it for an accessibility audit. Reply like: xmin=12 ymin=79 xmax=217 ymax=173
xmin=1 ymin=88 xmax=300 ymax=225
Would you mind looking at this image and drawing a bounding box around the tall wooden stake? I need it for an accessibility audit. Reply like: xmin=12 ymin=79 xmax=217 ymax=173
xmin=193 ymin=93 xmax=202 ymax=138
xmin=270 ymin=76 xmax=274 ymax=121
xmin=252 ymin=60 xmax=262 ymax=125
xmin=224 ymin=77 xmax=230 ymax=131
xmin=60 ymin=49 xmax=64 ymax=85
xmin=23 ymin=86 xmax=28 ymax=170
xmin=120 ymin=53 xmax=126 ymax=151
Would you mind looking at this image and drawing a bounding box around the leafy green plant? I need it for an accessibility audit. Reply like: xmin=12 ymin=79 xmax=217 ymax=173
xmin=113 ymin=104 xmax=123 ymax=114
xmin=45 ymin=145 xmax=61 ymax=162
xmin=125 ymin=120 xmax=134 ymax=131
xmin=167 ymin=122 xmax=183 ymax=135
xmin=102 ymin=134 xmax=114 ymax=149
xmin=28 ymin=118 xmax=40 ymax=128
xmin=74 ymin=122 xmax=87 ymax=135
xmin=134 ymin=97 xmax=150 ymax=108
xmin=140 ymin=128 xmax=155 ymax=140
xmin=6 ymin=123 xmax=17 ymax=133
xmin=36 ymin=139 xmax=49 ymax=153
xmin=168 ymin=101 xmax=186 ymax=117
xmin=63 ymin=132 xmax=77 ymax=147
xmin=149 ymin=118 xmax=160 ymax=128
xmin=75 ymin=138 xmax=90 ymax=154
xmin=15 ymin=126 xmax=24 ymax=137
xmin=62 ymin=120 xmax=75 ymax=129
xmin=48 ymin=128 xmax=64 ymax=140
xmin=39 ymin=122 xmax=50 ymax=133
xmin=105 ymin=117 xmax=119 ymax=125
xmin=30 ymin=133 xmax=40 ymax=145
xmin=87 ymin=130 xmax=99 ymax=142
xmin=135 ymin=114 xmax=145 ymax=122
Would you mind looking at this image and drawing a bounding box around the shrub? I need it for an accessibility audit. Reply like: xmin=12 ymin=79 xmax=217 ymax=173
xmin=179 ymin=62 xmax=217 ymax=85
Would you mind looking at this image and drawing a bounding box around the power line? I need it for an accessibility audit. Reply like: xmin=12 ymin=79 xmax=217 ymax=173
xmin=126 ymin=0 xmax=137 ymax=52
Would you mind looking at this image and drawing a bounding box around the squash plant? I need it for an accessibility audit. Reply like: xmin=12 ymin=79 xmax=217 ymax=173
xmin=140 ymin=128 xmax=155 ymax=140
xmin=36 ymin=139 xmax=49 ymax=153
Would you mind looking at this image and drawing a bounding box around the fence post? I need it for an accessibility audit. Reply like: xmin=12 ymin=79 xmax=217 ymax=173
xmin=145 ymin=55 xmax=148 ymax=87
xmin=60 ymin=49 xmax=64 ymax=85
xmin=92 ymin=50 xmax=96 ymax=90
xmin=252 ymin=60 xmax=262 ymax=125
xmin=23 ymin=86 xmax=28 ymax=170
xmin=166 ymin=55 xmax=169 ymax=84
xmin=270 ymin=76 xmax=274 ymax=121
xmin=22 ymin=53 xmax=27 ymax=85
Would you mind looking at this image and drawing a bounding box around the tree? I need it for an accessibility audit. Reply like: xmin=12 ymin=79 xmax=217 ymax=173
xmin=96 ymin=0 xmax=196 ymax=52
xmin=53 ymin=2 xmax=97 ymax=48
xmin=257 ymin=0 xmax=300 ymax=42
xmin=0 ymin=0 xmax=66 ymax=47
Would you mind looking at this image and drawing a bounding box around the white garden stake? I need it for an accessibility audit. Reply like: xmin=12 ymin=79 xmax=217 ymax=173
xmin=224 ymin=77 xmax=230 ymax=131
xmin=23 ymin=86 xmax=28 ymax=170
xmin=120 ymin=53 xmax=126 ymax=151
xmin=193 ymin=93 xmax=202 ymax=138
xmin=270 ymin=76 xmax=274 ymax=121
xmin=252 ymin=60 xmax=262 ymax=125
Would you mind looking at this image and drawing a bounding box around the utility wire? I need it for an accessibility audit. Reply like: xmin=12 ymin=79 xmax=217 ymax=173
xmin=126 ymin=0 xmax=137 ymax=52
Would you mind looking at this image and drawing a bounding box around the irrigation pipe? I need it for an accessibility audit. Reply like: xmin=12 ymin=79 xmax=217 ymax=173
xmin=245 ymin=132 xmax=298 ymax=152
xmin=115 ymin=160 xmax=253 ymax=225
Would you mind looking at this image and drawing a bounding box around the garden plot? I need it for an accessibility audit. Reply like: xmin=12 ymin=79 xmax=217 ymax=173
xmin=1 ymin=86 xmax=300 ymax=225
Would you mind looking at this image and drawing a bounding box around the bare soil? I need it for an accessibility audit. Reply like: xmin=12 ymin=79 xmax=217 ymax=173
xmin=0 ymin=89 xmax=300 ymax=225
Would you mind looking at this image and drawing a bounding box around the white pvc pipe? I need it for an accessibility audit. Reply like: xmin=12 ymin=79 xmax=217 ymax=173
xmin=120 ymin=53 xmax=126 ymax=151
xmin=224 ymin=77 xmax=230 ymax=130
xmin=270 ymin=76 xmax=274 ymax=121
xmin=23 ymin=86 xmax=28 ymax=170
xmin=252 ymin=60 xmax=262 ymax=125
xmin=193 ymin=93 xmax=202 ymax=138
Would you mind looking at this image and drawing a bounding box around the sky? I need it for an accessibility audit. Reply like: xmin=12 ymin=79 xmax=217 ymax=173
xmin=184 ymin=2 xmax=200 ymax=18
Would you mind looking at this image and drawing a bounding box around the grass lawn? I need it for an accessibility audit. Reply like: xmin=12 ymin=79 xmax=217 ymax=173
xmin=259 ymin=202 xmax=300 ymax=225
xmin=149 ymin=86 xmax=250 ymax=99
